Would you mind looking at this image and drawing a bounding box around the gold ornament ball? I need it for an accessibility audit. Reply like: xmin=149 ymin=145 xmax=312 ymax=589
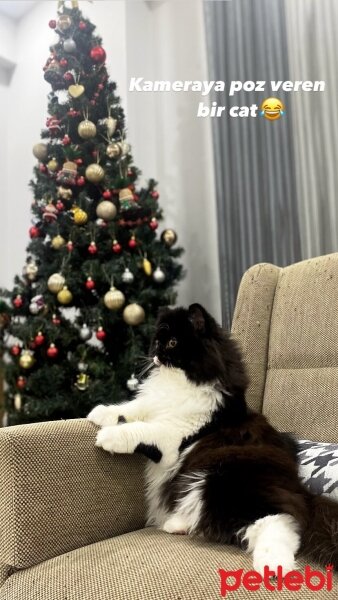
xmin=85 ymin=163 xmax=105 ymax=183
xmin=58 ymin=14 xmax=72 ymax=31
xmin=104 ymin=116 xmax=117 ymax=136
xmin=104 ymin=286 xmax=125 ymax=310
xmin=96 ymin=201 xmax=117 ymax=221
xmin=161 ymin=229 xmax=177 ymax=247
xmin=33 ymin=143 xmax=48 ymax=161
xmin=106 ymin=143 xmax=121 ymax=158
xmin=143 ymin=258 xmax=152 ymax=276
xmin=14 ymin=393 xmax=22 ymax=411
xmin=73 ymin=207 xmax=88 ymax=225
xmin=48 ymin=273 xmax=65 ymax=294
xmin=58 ymin=186 xmax=73 ymax=200
xmin=19 ymin=350 xmax=35 ymax=370
xmin=78 ymin=119 xmax=97 ymax=139
xmin=51 ymin=235 xmax=66 ymax=249
xmin=123 ymin=303 xmax=145 ymax=326
xmin=57 ymin=286 xmax=73 ymax=305
xmin=75 ymin=373 xmax=90 ymax=391
xmin=47 ymin=158 xmax=58 ymax=172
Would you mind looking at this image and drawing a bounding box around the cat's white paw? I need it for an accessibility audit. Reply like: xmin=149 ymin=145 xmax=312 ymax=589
xmin=162 ymin=515 xmax=188 ymax=535
xmin=87 ymin=404 xmax=120 ymax=427
xmin=253 ymin=543 xmax=297 ymax=576
xmin=95 ymin=426 xmax=130 ymax=454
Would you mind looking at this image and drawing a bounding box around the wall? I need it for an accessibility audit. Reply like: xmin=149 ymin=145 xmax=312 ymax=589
xmin=0 ymin=0 xmax=221 ymax=321
xmin=126 ymin=0 xmax=221 ymax=318
xmin=1 ymin=0 xmax=126 ymax=289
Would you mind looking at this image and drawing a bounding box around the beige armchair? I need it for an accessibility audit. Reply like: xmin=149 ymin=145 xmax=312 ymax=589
xmin=1 ymin=253 xmax=338 ymax=599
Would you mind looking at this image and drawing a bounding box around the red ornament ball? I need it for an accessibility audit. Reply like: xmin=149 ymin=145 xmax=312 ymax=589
xmin=90 ymin=46 xmax=106 ymax=63
xmin=149 ymin=218 xmax=158 ymax=230
xmin=49 ymin=19 xmax=57 ymax=29
xmin=151 ymin=191 xmax=159 ymax=200
xmin=17 ymin=376 xmax=27 ymax=390
xmin=112 ymin=240 xmax=122 ymax=254
xmin=102 ymin=190 xmax=112 ymax=199
xmin=67 ymin=240 xmax=74 ymax=252
xmin=77 ymin=176 xmax=85 ymax=186
xmin=88 ymin=241 xmax=98 ymax=255
xmin=62 ymin=134 xmax=71 ymax=146
xmin=13 ymin=295 xmax=23 ymax=308
xmin=47 ymin=343 xmax=58 ymax=358
xmin=96 ymin=327 xmax=106 ymax=341
xmin=29 ymin=226 xmax=40 ymax=239
xmin=39 ymin=163 xmax=47 ymax=173
xmin=52 ymin=314 xmax=61 ymax=325
xmin=64 ymin=72 xmax=74 ymax=82
xmin=59 ymin=58 xmax=68 ymax=67
xmin=11 ymin=345 xmax=21 ymax=356
xmin=74 ymin=158 xmax=83 ymax=165
xmin=85 ymin=277 xmax=96 ymax=290
xmin=128 ymin=237 xmax=137 ymax=249
xmin=98 ymin=83 xmax=104 ymax=91
xmin=79 ymin=21 xmax=86 ymax=30
xmin=34 ymin=332 xmax=45 ymax=346
xmin=56 ymin=200 xmax=65 ymax=211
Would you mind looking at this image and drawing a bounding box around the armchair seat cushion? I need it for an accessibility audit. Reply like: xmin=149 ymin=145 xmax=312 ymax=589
xmin=1 ymin=528 xmax=336 ymax=600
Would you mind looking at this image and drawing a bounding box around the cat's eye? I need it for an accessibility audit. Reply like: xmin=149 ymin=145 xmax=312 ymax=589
xmin=167 ymin=338 xmax=177 ymax=349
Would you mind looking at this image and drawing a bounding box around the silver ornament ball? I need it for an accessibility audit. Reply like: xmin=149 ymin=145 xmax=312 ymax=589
xmin=122 ymin=268 xmax=134 ymax=284
xmin=64 ymin=38 xmax=76 ymax=53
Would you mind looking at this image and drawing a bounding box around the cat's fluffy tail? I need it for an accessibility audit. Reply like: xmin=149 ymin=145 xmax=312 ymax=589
xmin=301 ymin=494 xmax=338 ymax=568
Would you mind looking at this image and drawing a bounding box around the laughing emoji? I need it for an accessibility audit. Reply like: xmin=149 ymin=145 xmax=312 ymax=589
xmin=260 ymin=98 xmax=285 ymax=120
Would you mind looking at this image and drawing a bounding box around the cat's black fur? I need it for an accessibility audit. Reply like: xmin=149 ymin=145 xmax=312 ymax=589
xmin=150 ymin=303 xmax=338 ymax=567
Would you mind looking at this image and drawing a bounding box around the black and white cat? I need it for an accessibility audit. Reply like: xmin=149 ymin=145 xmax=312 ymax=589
xmin=88 ymin=303 xmax=338 ymax=573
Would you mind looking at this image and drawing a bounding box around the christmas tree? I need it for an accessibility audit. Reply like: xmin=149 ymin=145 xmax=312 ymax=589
xmin=0 ymin=0 xmax=183 ymax=426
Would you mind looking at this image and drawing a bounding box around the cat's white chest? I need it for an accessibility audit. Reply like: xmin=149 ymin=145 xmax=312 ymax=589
xmin=136 ymin=366 xmax=222 ymax=426
xmin=138 ymin=367 xmax=222 ymax=527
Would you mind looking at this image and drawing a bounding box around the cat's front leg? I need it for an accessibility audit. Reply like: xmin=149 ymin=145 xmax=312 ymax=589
xmin=87 ymin=399 xmax=144 ymax=427
xmin=96 ymin=422 xmax=178 ymax=466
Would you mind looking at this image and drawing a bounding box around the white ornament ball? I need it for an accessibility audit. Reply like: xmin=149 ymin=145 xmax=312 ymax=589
xmin=127 ymin=373 xmax=139 ymax=391
xmin=153 ymin=267 xmax=166 ymax=283
xmin=80 ymin=325 xmax=91 ymax=341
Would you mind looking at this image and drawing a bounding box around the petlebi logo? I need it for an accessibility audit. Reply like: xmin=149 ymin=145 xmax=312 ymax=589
xmin=218 ymin=565 xmax=334 ymax=596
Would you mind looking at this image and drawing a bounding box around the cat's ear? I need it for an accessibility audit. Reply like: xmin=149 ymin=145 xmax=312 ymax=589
xmin=188 ymin=303 xmax=206 ymax=333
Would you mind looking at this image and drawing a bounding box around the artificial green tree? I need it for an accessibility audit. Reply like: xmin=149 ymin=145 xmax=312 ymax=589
xmin=0 ymin=1 xmax=183 ymax=425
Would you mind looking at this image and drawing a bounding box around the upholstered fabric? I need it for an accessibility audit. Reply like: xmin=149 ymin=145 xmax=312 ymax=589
xmin=298 ymin=439 xmax=338 ymax=500
xmin=0 ymin=419 xmax=146 ymax=570
xmin=231 ymin=263 xmax=280 ymax=413
xmin=262 ymin=254 xmax=338 ymax=442
xmin=1 ymin=528 xmax=336 ymax=600
xmin=233 ymin=254 xmax=338 ymax=443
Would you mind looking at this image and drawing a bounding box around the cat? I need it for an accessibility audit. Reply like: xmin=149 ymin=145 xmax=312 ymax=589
xmin=87 ymin=303 xmax=338 ymax=574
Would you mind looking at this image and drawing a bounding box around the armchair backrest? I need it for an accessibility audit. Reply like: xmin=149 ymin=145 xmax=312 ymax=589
xmin=232 ymin=254 xmax=338 ymax=443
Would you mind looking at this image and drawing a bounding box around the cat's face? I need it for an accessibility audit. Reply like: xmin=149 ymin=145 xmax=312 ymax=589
xmin=151 ymin=303 xmax=216 ymax=373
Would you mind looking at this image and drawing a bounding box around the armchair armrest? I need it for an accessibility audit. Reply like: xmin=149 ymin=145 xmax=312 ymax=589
xmin=0 ymin=419 xmax=146 ymax=570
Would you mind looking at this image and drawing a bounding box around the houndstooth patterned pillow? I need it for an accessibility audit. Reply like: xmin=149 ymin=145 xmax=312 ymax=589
xmin=297 ymin=439 xmax=338 ymax=501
